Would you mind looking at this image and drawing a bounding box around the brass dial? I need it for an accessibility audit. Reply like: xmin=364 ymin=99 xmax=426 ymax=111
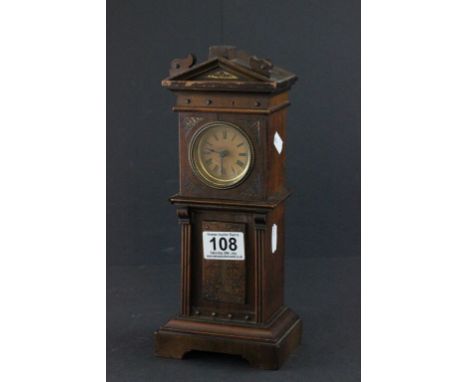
xmin=190 ymin=122 xmax=253 ymax=188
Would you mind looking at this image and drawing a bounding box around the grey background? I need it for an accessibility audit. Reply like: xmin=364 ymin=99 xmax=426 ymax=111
xmin=107 ymin=0 xmax=360 ymax=380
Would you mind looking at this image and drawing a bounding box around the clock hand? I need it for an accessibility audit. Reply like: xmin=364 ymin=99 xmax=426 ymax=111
xmin=219 ymin=149 xmax=229 ymax=157
xmin=219 ymin=150 xmax=229 ymax=175
xmin=206 ymin=148 xmax=230 ymax=156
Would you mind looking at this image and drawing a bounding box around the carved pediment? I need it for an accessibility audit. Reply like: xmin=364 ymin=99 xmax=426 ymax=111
xmin=199 ymin=69 xmax=240 ymax=80
xmin=168 ymin=59 xmax=263 ymax=82
xmin=162 ymin=46 xmax=297 ymax=93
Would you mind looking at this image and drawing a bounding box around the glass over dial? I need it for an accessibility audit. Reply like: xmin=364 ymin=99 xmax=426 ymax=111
xmin=190 ymin=122 xmax=253 ymax=188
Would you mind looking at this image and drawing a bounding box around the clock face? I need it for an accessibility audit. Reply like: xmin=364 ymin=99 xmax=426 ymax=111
xmin=190 ymin=122 xmax=254 ymax=188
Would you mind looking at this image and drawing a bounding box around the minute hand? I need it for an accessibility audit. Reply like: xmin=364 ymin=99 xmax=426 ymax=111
xmin=220 ymin=155 xmax=224 ymax=175
xmin=205 ymin=148 xmax=220 ymax=154
xmin=219 ymin=149 xmax=229 ymax=175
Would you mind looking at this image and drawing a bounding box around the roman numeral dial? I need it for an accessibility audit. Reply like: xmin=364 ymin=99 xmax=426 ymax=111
xmin=191 ymin=122 xmax=253 ymax=188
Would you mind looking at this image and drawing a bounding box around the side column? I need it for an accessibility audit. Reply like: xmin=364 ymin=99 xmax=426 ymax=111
xmin=254 ymin=214 xmax=267 ymax=323
xmin=177 ymin=207 xmax=191 ymax=316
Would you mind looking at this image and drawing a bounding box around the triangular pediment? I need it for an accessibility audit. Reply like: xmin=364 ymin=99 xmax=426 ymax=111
xmin=197 ymin=68 xmax=244 ymax=81
xmin=161 ymin=47 xmax=297 ymax=93
xmin=169 ymin=58 xmax=270 ymax=83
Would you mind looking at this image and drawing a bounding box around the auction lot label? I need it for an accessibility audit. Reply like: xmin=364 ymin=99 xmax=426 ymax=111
xmin=202 ymin=231 xmax=245 ymax=260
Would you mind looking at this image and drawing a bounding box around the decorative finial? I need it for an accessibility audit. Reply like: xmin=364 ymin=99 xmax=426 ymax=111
xmin=169 ymin=53 xmax=196 ymax=76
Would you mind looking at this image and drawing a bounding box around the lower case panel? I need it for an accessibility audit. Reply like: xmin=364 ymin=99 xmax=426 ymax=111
xmin=191 ymin=211 xmax=255 ymax=320
xmin=202 ymin=221 xmax=246 ymax=305
xmin=161 ymin=195 xmax=297 ymax=369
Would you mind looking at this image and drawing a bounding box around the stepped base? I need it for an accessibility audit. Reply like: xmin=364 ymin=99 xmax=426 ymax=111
xmin=155 ymin=307 xmax=302 ymax=370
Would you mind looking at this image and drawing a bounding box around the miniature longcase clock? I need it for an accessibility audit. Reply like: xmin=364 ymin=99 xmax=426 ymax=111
xmin=155 ymin=46 xmax=302 ymax=370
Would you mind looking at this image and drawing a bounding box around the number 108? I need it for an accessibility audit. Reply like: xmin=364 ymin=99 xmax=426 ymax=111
xmin=209 ymin=237 xmax=238 ymax=251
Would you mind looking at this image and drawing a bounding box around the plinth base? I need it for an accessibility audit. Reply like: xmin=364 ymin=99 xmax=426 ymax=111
xmin=154 ymin=307 xmax=302 ymax=370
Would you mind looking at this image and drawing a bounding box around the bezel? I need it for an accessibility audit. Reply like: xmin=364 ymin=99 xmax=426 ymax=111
xmin=189 ymin=121 xmax=255 ymax=189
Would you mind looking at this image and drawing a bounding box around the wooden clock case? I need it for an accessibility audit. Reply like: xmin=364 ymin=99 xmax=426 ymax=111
xmin=155 ymin=46 xmax=302 ymax=369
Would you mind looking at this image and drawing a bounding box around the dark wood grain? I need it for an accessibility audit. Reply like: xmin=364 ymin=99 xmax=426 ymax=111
xmin=155 ymin=46 xmax=301 ymax=370
xmin=162 ymin=46 xmax=297 ymax=93
xmin=155 ymin=307 xmax=302 ymax=370
xmin=201 ymin=221 xmax=246 ymax=305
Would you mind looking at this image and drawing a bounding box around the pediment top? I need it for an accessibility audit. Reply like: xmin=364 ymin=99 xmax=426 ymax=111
xmin=162 ymin=46 xmax=297 ymax=94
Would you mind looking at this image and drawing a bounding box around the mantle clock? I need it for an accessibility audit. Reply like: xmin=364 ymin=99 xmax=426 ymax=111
xmin=154 ymin=46 xmax=302 ymax=370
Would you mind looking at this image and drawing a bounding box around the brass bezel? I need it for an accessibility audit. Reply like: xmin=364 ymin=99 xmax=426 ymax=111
xmin=189 ymin=121 xmax=254 ymax=189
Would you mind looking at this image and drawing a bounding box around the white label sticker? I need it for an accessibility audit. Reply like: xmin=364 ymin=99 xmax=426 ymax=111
xmin=203 ymin=231 xmax=245 ymax=260
xmin=274 ymin=131 xmax=283 ymax=154
xmin=272 ymin=224 xmax=278 ymax=254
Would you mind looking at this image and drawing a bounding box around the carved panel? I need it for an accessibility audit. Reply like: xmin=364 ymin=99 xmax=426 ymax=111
xmin=206 ymin=70 xmax=239 ymax=80
xmin=183 ymin=116 xmax=204 ymax=131
xmin=201 ymin=221 xmax=246 ymax=305
xmin=233 ymin=119 xmax=261 ymax=144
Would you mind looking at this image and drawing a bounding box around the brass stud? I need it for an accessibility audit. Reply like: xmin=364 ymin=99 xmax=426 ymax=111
xmin=227 ymin=313 xmax=233 ymax=319
xmin=185 ymin=98 xmax=191 ymax=104
xmin=211 ymin=312 xmax=217 ymax=317
xmin=255 ymin=101 xmax=261 ymax=107
xmin=194 ymin=310 xmax=200 ymax=315
xmin=206 ymin=99 xmax=212 ymax=105
xmin=244 ymin=315 xmax=250 ymax=320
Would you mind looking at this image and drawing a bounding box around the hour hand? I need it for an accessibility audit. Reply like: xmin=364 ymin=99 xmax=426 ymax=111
xmin=220 ymin=156 xmax=225 ymax=175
